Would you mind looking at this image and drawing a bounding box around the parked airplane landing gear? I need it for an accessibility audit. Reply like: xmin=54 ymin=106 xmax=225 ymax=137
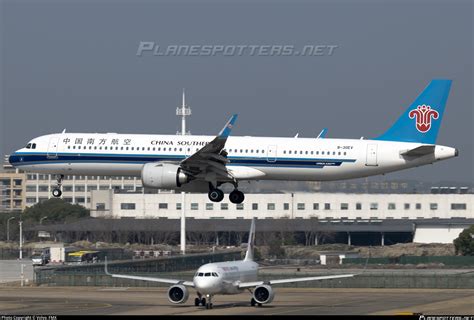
xmin=229 ymin=189 xmax=245 ymax=204
xmin=250 ymin=298 xmax=262 ymax=307
xmin=52 ymin=174 xmax=64 ymax=198
xmin=205 ymin=295 xmax=213 ymax=309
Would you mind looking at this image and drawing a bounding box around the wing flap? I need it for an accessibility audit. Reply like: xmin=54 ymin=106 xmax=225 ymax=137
xmin=180 ymin=114 xmax=238 ymax=181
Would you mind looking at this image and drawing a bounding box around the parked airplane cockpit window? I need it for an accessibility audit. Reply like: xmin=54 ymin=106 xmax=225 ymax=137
xmin=26 ymin=143 xmax=32 ymax=149
xmin=32 ymin=143 xmax=36 ymax=149
xmin=212 ymin=272 xmax=218 ymax=277
xmin=205 ymin=273 xmax=211 ymax=277
xmin=198 ymin=273 xmax=204 ymax=277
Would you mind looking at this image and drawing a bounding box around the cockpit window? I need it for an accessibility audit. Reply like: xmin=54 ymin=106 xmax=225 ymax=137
xmin=198 ymin=273 xmax=204 ymax=277
xmin=26 ymin=143 xmax=32 ymax=149
xmin=204 ymin=273 xmax=211 ymax=277
xmin=32 ymin=143 xmax=36 ymax=149
xmin=212 ymin=272 xmax=218 ymax=277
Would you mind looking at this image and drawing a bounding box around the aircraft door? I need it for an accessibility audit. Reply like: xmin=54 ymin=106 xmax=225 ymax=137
xmin=267 ymin=145 xmax=277 ymax=163
xmin=365 ymin=144 xmax=378 ymax=166
xmin=47 ymin=137 xmax=59 ymax=159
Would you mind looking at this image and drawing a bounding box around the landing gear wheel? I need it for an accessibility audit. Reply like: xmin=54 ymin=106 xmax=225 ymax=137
xmin=251 ymin=298 xmax=256 ymax=307
xmin=208 ymin=188 xmax=224 ymax=202
xmin=229 ymin=190 xmax=245 ymax=204
xmin=205 ymin=302 xmax=213 ymax=309
xmin=200 ymin=298 xmax=206 ymax=306
xmin=194 ymin=297 xmax=200 ymax=306
xmin=52 ymin=188 xmax=62 ymax=198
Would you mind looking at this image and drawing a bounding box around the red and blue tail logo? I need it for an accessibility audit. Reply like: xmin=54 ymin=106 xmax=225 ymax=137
xmin=375 ymin=80 xmax=451 ymax=144
xmin=409 ymin=105 xmax=439 ymax=133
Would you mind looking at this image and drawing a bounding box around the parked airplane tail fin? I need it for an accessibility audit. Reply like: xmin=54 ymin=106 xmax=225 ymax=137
xmin=375 ymin=79 xmax=452 ymax=144
xmin=244 ymin=218 xmax=256 ymax=261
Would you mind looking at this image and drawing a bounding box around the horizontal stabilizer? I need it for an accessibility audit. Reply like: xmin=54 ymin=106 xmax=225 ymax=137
xmin=400 ymin=145 xmax=435 ymax=156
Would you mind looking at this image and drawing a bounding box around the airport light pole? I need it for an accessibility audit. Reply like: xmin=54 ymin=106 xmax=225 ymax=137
xmin=7 ymin=217 xmax=15 ymax=242
xmin=19 ymin=219 xmax=23 ymax=259
xmin=177 ymin=89 xmax=191 ymax=255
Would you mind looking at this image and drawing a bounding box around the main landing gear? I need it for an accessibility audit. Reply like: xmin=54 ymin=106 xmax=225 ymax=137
xmin=195 ymin=294 xmax=213 ymax=309
xmin=52 ymin=174 xmax=64 ymax=198
xmin=250 ymin=298 xmax=262 ymax=307
xmin=208 ymin=183 xmax=245 ymax=204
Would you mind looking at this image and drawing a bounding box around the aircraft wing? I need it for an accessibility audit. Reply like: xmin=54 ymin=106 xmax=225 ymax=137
xmin=104 ymin=259 xmax=194 ymax=287
xmin=180 ymin=114 xmax=238 ymax=181
xmin=238 ymin=274 xmax=354 ymax=289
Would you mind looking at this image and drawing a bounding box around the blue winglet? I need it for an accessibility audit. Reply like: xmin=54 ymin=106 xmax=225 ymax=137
xmin=317 ymin=128 xmax=328 ymax=139
xmin=218 ymin=114 xmax=238 ymax=138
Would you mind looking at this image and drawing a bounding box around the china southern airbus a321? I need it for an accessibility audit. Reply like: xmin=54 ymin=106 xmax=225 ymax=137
xmin=104 ymin=218 xmax=354 ymax=309
xmin=9 ymin=79 xmax=457 ymax=204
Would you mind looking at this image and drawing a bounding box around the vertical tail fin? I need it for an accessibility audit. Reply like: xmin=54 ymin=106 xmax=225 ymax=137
xmin=244 ymin=218 xmax=256 ymax=261
xmin=375 ymin=79 xmax=452 ymax=144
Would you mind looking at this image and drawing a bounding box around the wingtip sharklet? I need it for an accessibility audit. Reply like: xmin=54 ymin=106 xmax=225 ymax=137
xmin=218 ymin=114 xmax=238 ymax=138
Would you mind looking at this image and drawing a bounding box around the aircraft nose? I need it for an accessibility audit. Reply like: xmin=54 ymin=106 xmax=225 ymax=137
xmin=8 ymin=153 xmax=16 ymax=165
xmin=194 ymin=277 xmax=219 ymax=294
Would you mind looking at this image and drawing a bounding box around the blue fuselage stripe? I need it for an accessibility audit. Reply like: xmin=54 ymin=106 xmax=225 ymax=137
xmin=9 ymin=152 xmax=356 ymax=168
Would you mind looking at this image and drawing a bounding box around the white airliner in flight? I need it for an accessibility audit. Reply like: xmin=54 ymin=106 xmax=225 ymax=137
xmin=9 ymin=80 xmax=457 ymax=204
xmin=105 ymin=218 xmax=354 ymax=309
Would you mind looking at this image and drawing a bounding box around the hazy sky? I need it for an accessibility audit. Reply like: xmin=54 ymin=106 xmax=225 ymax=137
xmin=0 ymin=0 xmax=472 ymax=183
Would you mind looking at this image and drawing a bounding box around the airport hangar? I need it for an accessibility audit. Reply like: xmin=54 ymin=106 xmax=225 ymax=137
xmin=31 ymin=189 xmax=474 ymax=246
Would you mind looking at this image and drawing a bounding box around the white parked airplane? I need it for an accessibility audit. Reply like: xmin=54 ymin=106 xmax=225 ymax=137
xmin=9 ymin=80 xmax=457 ymax=204
xmin=104 ymin=218 xmax=354 ymax=309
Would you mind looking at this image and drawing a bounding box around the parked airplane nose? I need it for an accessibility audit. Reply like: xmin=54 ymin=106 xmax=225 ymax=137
xmin=194 ymin=277 xmax=219 ymax=294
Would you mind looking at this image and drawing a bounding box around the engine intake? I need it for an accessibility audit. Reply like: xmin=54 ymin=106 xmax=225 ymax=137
xmin=253 ymin=284 xmax=275 ymax=304
xmin=142 ymin=162 xmax=191 ymax=189
xmin=167 ymin=284 xmax=189 ymax=304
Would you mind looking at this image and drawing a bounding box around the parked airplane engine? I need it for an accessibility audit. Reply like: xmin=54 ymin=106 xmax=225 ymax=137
xmin=253 ymin=285 xmax=275 ymax=304
xmin=141 ymin=162 xmax=192 ymax=189
xmin=167 ymin=284 xmax=189 ymax=304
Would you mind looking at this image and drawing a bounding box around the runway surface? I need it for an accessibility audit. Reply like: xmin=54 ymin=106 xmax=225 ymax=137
xmin=0 ymin=287 xmax=473 ymax=315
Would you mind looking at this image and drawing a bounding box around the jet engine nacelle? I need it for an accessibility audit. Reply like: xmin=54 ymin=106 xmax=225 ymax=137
xmin=167 ymin=284 xmax=189 ymax=304
xmin=253 ymin=284 xmax=275 ymax=304
xmin=141 ymin=162 xmax=191 ymax=189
